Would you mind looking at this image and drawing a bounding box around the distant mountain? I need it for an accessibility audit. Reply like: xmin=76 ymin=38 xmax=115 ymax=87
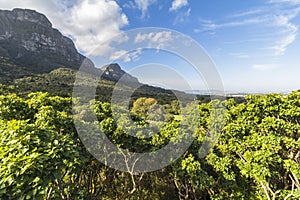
xmin=186 ymin=90 xmax=226 ymax=96
xmin=101 ymin=63 xmax=139 ymax=83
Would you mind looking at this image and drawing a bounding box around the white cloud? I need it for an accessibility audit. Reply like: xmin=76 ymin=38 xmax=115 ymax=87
xmin=252 ymin=64 xmax=280 ymax=71
xmin=134 ymin=0 xmax=156 ymax=18
xmin=270 ymin=15 xmax=298 ymax=55
xmin=229 ymin=53 xmax=251 ymax=59
xmin=196 ymin=17 xmax=265 ymax=32
xmin=62 ymin=0 xmax=129 ymax=56
xmin=228 ymin=9 xmax=265 ymax=18
xmin=109 ymin=48 xmax=142 ymax=62
xmin=169 ymin=0 xmax=188 ymax=11
xmin=0 ymin=0 xmax=129 ymax=58
xmin=134 ymin=31 xmax=174 ymax=50
xmin=268 ymin=0 xmax=300 ymax=4
xmin=173 ymin=8 xmax=191 ymax=25
xmin=109 ymin=50 xmax=129 ymax=62
xmin=0 ymin=0 xmax=60 ymax=21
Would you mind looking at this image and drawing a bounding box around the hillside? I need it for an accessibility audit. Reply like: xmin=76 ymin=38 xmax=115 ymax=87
xmin=9 ymin=67 xmax=182 ymax=103
xmin=0 ymin=56 xmax=31 ymax=84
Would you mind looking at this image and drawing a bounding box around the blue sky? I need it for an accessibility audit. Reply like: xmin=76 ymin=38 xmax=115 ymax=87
xmin=1 ymin=0 xmax=300 ymax=93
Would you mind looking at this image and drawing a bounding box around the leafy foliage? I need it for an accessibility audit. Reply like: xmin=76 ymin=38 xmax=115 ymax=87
xmin=0 ymin=93 xmax=88 ymax=199
xmin=0 ymin=91 xmax=299 ymax=199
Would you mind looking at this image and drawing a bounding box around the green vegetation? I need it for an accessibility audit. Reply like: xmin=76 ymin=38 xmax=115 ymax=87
xmin=0 ymin=90 xmax=299 ymax=199
xmin=0 ymin=8 xmax=297 ymax=198
xmin=0 ymin=57 xmax=31 ymax=84
xmin=0 ymin=58 xmax=183 ymax=103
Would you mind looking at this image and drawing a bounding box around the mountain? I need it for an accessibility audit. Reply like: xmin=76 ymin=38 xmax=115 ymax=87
xmin=0 ymin=8 xmax=94 ymax=73
xmin=101 ymin=63 xmax=139 ymax=83
xmin=0 ymin=9 xmax=134 ymax=84
xmin=0 ymin=8 xmax=196 ymax=104
xmin=0 ymin=8 xmax=139 ymax=83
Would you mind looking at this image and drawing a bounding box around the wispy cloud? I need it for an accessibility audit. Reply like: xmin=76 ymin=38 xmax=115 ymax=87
xmin=195 ymin=17 xmax=265 ymax=32
xmin=169 ymin=0 xmax=188 ymax=11
xmin=229 ymin=53 xmax=251 ymax=59
xmin=268 ymin=0 xmax=300 ymax=4
xmin=109 ymin=48 xmax=142 ymax=62
xmin=134 ymin=31 xmax=174 ymax=50
xmin=172 ymin=8 xmax=191 ymax=25
xmin=252 ymin=64 xmax=280 ymax=71
xmin=134 ymin=0 xmax=156 ymax=18
xmin=196 ymin=3 xmax=300 ymax=57
xmin=270 ymin=15 xmax=298 ymax=55
xmin=228 ymin=8 xmax=265 ymax=18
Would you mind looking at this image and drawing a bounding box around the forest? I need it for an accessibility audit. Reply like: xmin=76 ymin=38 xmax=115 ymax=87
xmin=0 ymin=89 xmax=299 ymax=199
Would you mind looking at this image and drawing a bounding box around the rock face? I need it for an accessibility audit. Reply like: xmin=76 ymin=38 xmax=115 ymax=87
xmin=101 ymin=63 xmax=139 ymax=83
xmin=0 ymin=8 xmax=92 ymax=73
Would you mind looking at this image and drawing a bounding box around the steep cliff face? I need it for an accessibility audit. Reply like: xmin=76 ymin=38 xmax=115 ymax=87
xmin=0 ymin=8 xmax=92 ymax=73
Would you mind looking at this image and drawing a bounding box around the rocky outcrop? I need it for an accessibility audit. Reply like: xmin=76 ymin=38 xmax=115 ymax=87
xmin=101 ymin=63 xmax=139 ymax=83
xmin=0 ymin=8 xmax=93 ymax=73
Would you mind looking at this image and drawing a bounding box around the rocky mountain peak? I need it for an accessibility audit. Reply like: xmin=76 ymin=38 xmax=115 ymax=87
xmin=1 ymin=8 xmax=52 ymax=27
xmin=0 ymin=8 xmax=93 ymax=73
xmin=102 ymin=63 xmax=122 ymax=72
xmin=101 ymin=63 xmax=139 ymax=83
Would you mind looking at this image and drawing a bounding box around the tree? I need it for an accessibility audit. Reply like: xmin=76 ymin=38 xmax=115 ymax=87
xmin=131 ymin=97 xmax=165 ymax=121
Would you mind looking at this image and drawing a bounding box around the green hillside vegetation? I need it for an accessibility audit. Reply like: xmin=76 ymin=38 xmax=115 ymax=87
xmin=0 ymin=57 xmax=32 ymax=84
xmin=0 ymin=54 xmax=236 ymax=105
xmin=0 ymin=57 xmax=191 ymax=104
xmin=9 ymin=68 xmax=180 ymax=103
xmin=0 ymin=91 xmax=299 ymax=199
